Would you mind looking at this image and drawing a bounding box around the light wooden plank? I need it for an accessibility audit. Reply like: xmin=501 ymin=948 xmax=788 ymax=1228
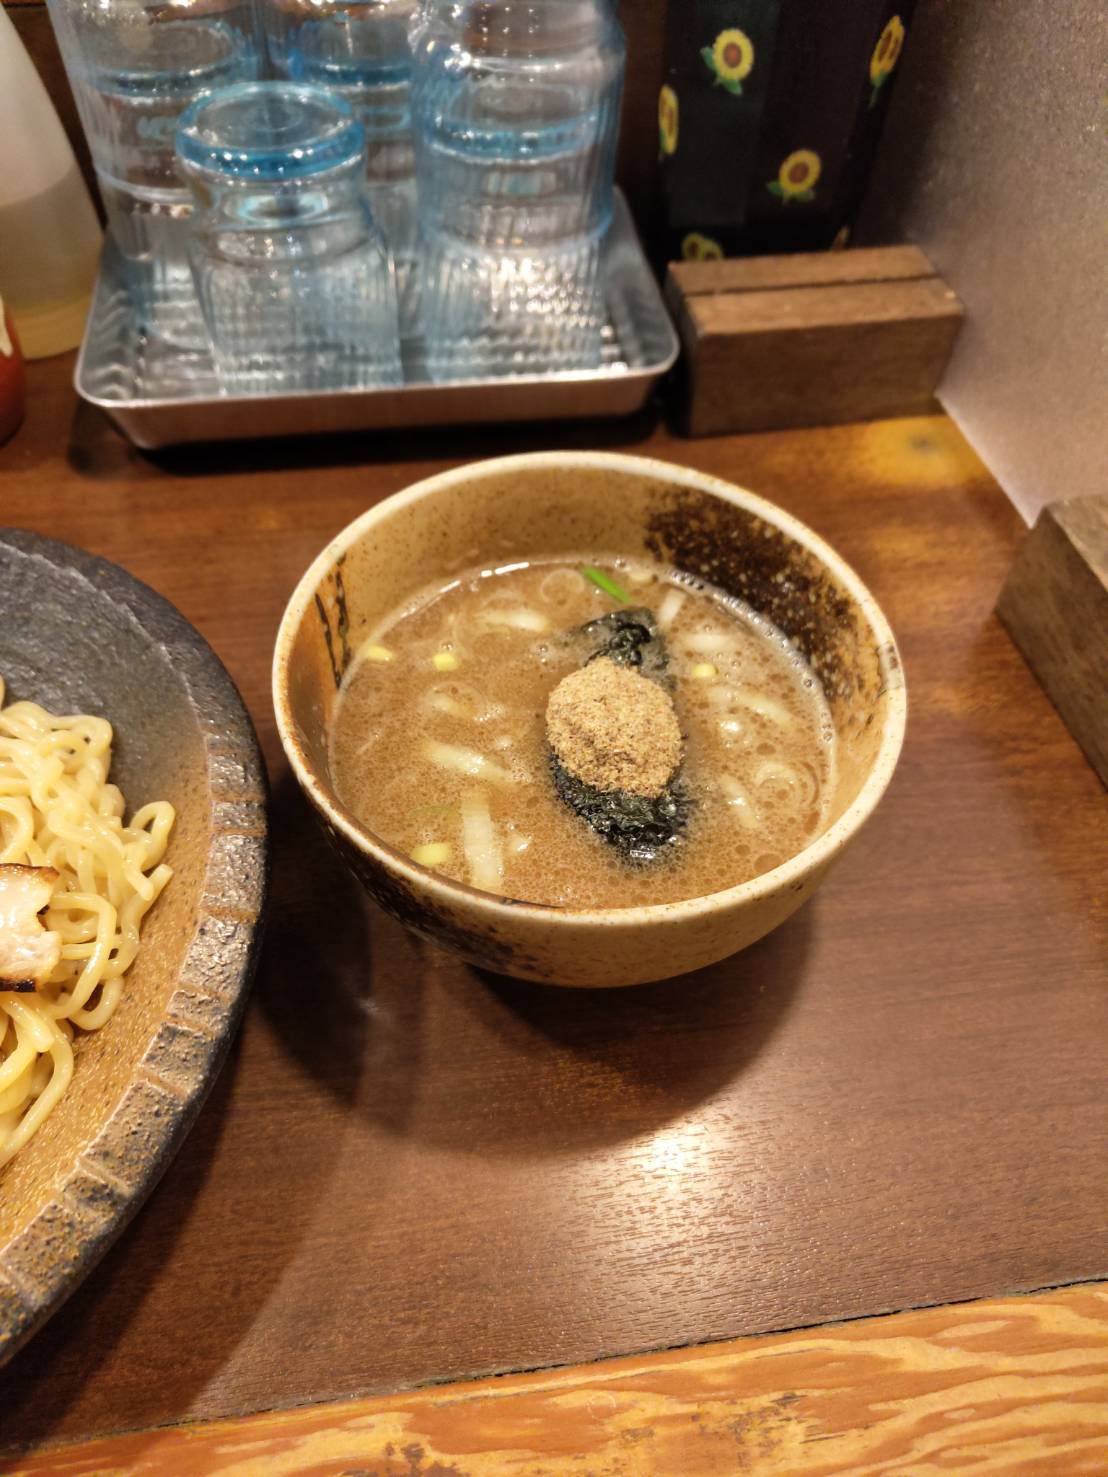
xmin=12 ymin=1283 xmax=1108 ymax=1476
xmin=687 ymin=275 xmax=960 ymax=335
xmin=667 ymin=245 xmax=937 ymax=298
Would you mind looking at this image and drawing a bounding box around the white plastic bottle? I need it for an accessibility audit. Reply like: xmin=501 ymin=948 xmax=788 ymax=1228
xmin=0 ymin=6 xmax=102 ymax=358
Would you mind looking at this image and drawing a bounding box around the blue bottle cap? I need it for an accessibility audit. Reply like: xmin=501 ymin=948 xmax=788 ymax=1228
xmin=177 ymin=81 xmax=366 ymax=180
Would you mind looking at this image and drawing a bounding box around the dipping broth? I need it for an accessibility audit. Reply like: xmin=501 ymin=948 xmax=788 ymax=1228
xmin=330 ymin=558 xmax=836 ymax=909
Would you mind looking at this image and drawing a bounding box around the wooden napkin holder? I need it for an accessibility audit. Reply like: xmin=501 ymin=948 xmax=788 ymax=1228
xmin=664 ymin=245 xmax=963 ymax=437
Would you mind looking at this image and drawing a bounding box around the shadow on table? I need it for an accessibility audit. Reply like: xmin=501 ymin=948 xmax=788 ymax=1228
xmin=0 ymin=1037 xmax=246 ymax=1451
xmin=435 ymin=908 xmax=812 ymax=1157
xmin=257 ymin=771 xmax=424 ymax=1130
xmin=91 ymin=400 xmax=665 ymax=482
xmin=259 ymin=770 xmax=812 ymax=1160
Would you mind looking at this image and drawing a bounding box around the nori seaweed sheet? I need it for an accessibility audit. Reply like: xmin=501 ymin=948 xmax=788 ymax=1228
xmin=580 ymin=607 xmax=671 ymax=687
xmin=549 ymin=607 xmax=691 ymax=864
xmin=550 ymin=756 xmax=690 ymax=865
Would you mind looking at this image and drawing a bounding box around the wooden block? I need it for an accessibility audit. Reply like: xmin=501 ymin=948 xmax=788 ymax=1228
xmin=997 ymin=495 xmax=1108 ymax=787
xmin=664 ymin=245 xmax=963 ymax=437
xmin=669 ymin=244 xmax=939 ymax=297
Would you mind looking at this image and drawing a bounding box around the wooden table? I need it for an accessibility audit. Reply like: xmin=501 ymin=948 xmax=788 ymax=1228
xmin=2 ymin=356 xmax=1106 ymax=1472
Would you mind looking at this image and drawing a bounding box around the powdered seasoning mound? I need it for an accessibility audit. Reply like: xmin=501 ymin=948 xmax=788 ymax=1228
xmin=546 ymin=658 xmax=682 ymax=798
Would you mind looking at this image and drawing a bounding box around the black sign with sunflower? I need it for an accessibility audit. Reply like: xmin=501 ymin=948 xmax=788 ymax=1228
xmin=658 ymin=0 xmax=917 ymax=263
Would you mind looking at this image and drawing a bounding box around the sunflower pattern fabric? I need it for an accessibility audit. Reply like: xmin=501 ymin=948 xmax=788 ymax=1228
xmin=766 ymin=148 xmax=822 ymax=204
xmin=658 ymin=1 xmax=916 ymax=261
xmin=869 ymin=14 xmax=906 ymax=105
xmin=658 ymin=85 xmax=679 ymax=156
xmin=702 ymin=28 xmax=756 ymax=93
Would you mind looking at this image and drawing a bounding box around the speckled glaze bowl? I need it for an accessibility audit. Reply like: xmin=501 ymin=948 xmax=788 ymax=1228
xmin=273 ymin=452 xmax=905 ymax=987
xmin=0 ymin=531 xmax=267 ymax=1362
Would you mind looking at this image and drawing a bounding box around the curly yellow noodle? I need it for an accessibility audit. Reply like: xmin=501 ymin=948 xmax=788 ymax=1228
xmin=0 ymin=797 xmax=35 ymax=861
xmin=0 ymin=1061 xmax=35 ymax=1115
xmin=0 ymin=1026 xmax=37 ymax=1094
xmin=0 ymin=676 xmax=174 ymax=1170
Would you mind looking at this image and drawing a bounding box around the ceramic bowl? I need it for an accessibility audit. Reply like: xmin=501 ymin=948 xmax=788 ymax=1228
xmin=0 ymin=531 xmax=267 ymax=1362
xmin=273 ymin=451 xmax=905 ymax=988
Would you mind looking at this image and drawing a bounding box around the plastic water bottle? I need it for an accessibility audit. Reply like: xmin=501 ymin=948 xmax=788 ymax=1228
xmin=176 ymin=82 xmax=401 ymax=392
xmin=0 ymin=5 xmax=101 ymax=358
xmin=263 ymin=0 xmax=421 ymax=336
xmin=410 ymin=0 xmax=624 ymax=380
xmin=43 ymin=0 xmax=261 ymax=347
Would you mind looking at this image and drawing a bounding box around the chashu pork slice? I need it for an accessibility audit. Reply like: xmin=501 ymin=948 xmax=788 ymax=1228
xmin=0 ymin=863 xmax=62 ymax=993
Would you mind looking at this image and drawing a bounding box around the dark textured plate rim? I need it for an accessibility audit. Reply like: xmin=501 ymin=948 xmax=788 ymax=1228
xmin=0 ymin=529 xmax=269 ymax=1366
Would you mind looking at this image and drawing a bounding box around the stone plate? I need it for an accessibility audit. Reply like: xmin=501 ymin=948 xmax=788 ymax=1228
xmin=0 ymin=530 xmax=268 ymax=1364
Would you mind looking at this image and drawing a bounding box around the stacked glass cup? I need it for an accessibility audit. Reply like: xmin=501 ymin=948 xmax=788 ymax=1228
xmin=43 ymin=0 xmax=625 ymax=390
xmin=177 ymin=82 xmax=401 ymax=392
xmin=411 ymin=0 xmax=625 ymax=379
xmin=45 ymin=0 xmax=261 ymax=349
xmin=263 ymin=0 xmax=421 ymax=339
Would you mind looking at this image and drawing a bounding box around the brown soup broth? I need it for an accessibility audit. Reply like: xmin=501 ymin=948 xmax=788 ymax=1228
xmin=330 ymin=558 xmax=836 ymax=909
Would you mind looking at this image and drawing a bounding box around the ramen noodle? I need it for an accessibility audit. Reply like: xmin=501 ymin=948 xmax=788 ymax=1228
xmin=0 ymin=676 xmax=174 ymax=1169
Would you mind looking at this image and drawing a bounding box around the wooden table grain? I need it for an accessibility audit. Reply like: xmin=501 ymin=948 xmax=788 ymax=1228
xmin=1 ymin=355 xmax=1105 ymax=1460
xmin=12 ymin=1283 xmax=1108 ymax=1475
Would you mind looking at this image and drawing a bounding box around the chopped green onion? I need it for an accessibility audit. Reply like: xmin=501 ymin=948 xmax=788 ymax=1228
xmin=580 ymin=565 xmax=633 ymax=604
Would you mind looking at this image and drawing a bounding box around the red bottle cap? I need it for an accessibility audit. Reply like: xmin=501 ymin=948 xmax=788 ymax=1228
xmin=0 ymin=297 xmax=27 ymax=446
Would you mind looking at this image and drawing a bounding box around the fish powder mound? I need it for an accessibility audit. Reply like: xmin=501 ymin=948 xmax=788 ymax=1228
xmin=545 ymin=657 xmax=683 ymax=798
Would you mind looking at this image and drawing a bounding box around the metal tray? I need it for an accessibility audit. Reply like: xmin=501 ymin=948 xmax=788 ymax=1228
xmin=75 ymin=193 xmax=678 ymax=450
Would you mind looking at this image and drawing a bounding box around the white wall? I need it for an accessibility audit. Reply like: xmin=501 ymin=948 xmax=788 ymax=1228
xmin=858 ymin=0 xmax=1105 ymax=523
